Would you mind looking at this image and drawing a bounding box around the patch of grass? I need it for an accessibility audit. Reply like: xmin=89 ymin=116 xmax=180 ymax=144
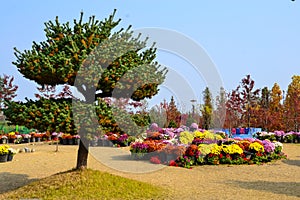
xmin=2 ymin=169 xmax=170 ymax=200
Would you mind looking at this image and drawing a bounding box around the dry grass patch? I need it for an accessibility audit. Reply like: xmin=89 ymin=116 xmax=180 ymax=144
xmin=2 ymin=169 xmax=170 ymax=200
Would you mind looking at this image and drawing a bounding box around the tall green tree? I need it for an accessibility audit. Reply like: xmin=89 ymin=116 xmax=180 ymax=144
xmin=8 ymin=10 xmax=166 ymax=169
xmin=201 ymin=87 xmax=213 ymax=130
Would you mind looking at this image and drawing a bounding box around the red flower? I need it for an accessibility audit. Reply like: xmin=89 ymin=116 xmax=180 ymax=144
xmin=169 ymin=160 xmax=178 ymax=167
xmin=150 ymin=156 xmax=161 ymax=164
xmin=256 ymin=152 xmax=262 ymax=157
xmin=243 ymin=157 xmax=250 ymax=161
xmin=219 ymin=154 xmax=223 ymax=158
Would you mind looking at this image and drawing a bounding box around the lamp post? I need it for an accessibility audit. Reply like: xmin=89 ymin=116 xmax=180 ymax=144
xmin=190 ymin=99 xmax=196 ymax=115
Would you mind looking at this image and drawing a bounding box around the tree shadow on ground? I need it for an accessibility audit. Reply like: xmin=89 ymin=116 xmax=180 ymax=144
xmin=226 ymin=180 xmax=300 ymax=198
xmin=110 ymin=154 xmax=132 ymax=161
xmin=0 ymin=172 xmax=38 ymax=194
xmin=282 ymin=159 xmax=300 ymax=167
xmin=110 ymin=152 xmax=158 ymax=162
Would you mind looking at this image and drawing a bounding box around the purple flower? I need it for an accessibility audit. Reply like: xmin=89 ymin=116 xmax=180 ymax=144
xmin=131 ymin=142 xmax=149 ymax=151
xmin=190 ymin=123 xmax=198 ymax=130
xmin=73 ymin=135 xmax=80 ymax=139
xmin=118 ymin=134 xmax=128 ymax=142
xmin=52 ymin=132 xmax=58 ymax=136
xmin=262 ymin=140 xmax=275 ymax=153
xmin=274 ymin=131 xmax=285 ymax=137
xmin=233 ymin=137 xmax=243 ymax=141
xmin=150 ymin=123 xmax=159 ymax=131
xmin=174 ymin=128 xmax=184 ymax=133
xmin=246 ymin=138 xmax=255 ymax=142
xmin=164 ymin=130 xmax=175 ymax=138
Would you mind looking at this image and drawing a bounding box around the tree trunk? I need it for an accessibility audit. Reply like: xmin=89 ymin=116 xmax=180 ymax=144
xmin=76 ymin=137 xmax=89 ymax=169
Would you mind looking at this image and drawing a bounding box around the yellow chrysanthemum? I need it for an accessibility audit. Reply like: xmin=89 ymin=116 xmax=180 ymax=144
xmin=0 ymin=145 xmax=10 ymax=155
xmin=194 ymin=130 xmax=205 ymax=139
xmin=210 ymin=144 xmax=222 ymax=155
xmin=179 ymin=131 xmax=194 ymax=145
xmin=204 ymin=131 xmax=215 ymax=140
xmin=215 ymin=135 xmax=223 ymax=140
xmin=198 ymin=144 xmax=218 ymax=155
xmin=249 ymin=142 xmax=264 ymax=153
xmin=222 ymin=144 xmax=243 ymax=154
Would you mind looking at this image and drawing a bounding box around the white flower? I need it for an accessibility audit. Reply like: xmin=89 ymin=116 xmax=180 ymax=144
xmin=274 ymin=141 xmax=283 ymax=148
xmin=23 ymin=134 xmax=31 ymax=139
xmin=141 ymin=133 xmax=147 ymax=139
xmin=8 ymin=148 xmax=18 ymax=155
xmin=134 ymin=138 xmax=144 ymax=143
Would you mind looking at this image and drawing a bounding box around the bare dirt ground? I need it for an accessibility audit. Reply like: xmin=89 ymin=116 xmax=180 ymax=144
xmin=0 ymin=142 xmax=299 ymax=200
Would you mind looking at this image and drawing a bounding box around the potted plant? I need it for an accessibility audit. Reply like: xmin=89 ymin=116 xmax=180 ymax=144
xmin=34 ymin=133 xmax=43 ymax=142
xmin=15 ymin=134 xmax=23 ymax=144
xmin=8 ymin=132 xmax=17 ymax=143
xmin=51 ymin=132 xmax=59 ymax=141
xmin=7 ymin=147 xmax=17 ymax=161
xmin=130 ymin=142 xmax=149 ymax=160
xmin=22 ymin=134 xmax=31 ymax=143
xmin=283 ymin=133 xmax=294 ymax=143
xmin=0 ymin=135 xmax=8 ymax=144
xmin=73 ymin=135 xmax=80 ymax=145
xmin=0 ymin=145 xmax=9 ymax=162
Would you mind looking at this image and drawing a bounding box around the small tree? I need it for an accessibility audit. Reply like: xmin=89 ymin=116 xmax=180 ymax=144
xmin=201 ymin=87 xmax=213 ymax=130
xmin=256 ymin=87 xmax=270 ymax=130
xmin=239 ymin=75 xmax=260 ymax=128
xmin=213 ymin=87 xmax=226 ymax=128
xmin=0 ymin=75 xmax=18 ymax=111
xmin=8 ymin=10 xmax=166 ymax=169
xmin=224 ymin=88 xmax=243 ymax=129
xmin=162 ymin=96 xmax=181 ymax=127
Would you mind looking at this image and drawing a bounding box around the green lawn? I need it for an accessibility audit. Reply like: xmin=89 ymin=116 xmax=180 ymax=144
xmin=2 ymin=169 xmax=170 ymax=200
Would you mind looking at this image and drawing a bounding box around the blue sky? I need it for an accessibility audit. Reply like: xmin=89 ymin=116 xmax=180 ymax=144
xmin=1 ymin=1 xmax=299 ymax=110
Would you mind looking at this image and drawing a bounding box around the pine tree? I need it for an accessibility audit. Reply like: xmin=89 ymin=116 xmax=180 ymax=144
xmin=239 ymin=75 xmax=260 ymax=128
xmin=166 ymin=96 xmax=181 ymax=127
xmin=7 ymin=10 xmax=166 ymax=169
xmin=201 ymin=87 xmax=213 ymax=130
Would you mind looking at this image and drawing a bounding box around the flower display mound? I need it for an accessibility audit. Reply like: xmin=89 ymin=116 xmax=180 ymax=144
xmin=129 ymin=125 xmax=287 ymax=169
xmin=174 ymin=138 xmax=286 ymax=168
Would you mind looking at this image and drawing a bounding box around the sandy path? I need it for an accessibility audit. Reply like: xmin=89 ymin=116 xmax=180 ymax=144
xmin=0 ymin=142 xmax=299 ymax=199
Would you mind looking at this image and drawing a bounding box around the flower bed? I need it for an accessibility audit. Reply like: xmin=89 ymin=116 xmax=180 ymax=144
xmin=129 ymin=124 xmax=287 ymax=169
xmin=0 ymin=132 xmax=82 ymax=145
xmin=255 ymin=131 xmax=300 ymax=143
